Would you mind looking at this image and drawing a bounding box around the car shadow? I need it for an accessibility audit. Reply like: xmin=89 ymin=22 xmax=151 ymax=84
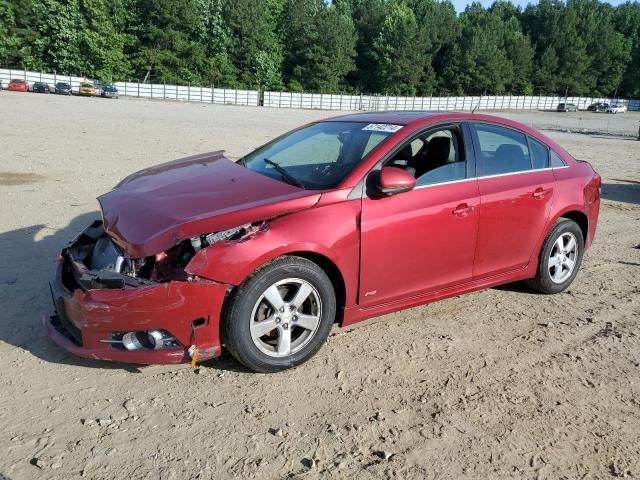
xmin=0 ymin=211 xmax=248 ymax=373
xmin=492 ymin=281 xmax=539 ymax=295
xmin=601 ymin=181 xmax=640 ymax=205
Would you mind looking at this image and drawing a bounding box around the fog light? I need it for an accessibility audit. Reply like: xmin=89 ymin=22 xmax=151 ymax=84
xmin=115 ymin=330 xmax=178 ymax=350
xmin=147 ymin=330 xmax=164 ymax=350
xmin=122 ymin=331 xmax=146 ymax=350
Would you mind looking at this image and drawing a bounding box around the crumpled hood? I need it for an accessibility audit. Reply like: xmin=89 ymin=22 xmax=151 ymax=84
xmin=98 ymin=151 xmax=321 ymax=257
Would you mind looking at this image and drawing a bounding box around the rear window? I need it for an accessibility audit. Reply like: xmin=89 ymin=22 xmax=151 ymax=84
xmin=551 ymin=151 xmax=566 ymax=168
xmin=529 ymin=137 xmax=550 ymax=169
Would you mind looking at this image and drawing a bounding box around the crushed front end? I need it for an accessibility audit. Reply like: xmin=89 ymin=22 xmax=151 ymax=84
xmin=45 ymin=221 xmax=231 ymax=364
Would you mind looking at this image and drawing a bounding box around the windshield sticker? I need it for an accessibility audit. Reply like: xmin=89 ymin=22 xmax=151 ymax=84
xmin=362 ymin=123 xmax=403 ymax=133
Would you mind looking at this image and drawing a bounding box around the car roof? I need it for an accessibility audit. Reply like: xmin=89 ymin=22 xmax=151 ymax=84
xmin=326 ymin=111 xmax=452 ymax=125
xmin=323 ymin=110 xmax=533 ymax=129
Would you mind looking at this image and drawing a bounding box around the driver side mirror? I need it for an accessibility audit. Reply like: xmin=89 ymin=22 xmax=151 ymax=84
xmin=376 ymin=166 xmax=416 ymax=196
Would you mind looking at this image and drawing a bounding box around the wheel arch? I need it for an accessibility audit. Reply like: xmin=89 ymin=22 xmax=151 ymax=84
xmin=554 ymin=209 xmax=588 ymax=245
xmin=225 ymin=249 xmax=347 ymax=326
xmin=286 ymin=251 xmax=346 ymax=325
xmin=529 ymin=206 xmax=588 ymax=268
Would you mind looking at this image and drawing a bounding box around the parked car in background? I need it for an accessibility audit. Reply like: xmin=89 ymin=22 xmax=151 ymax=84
xmin=606 ymin=104 xmax=627 ymax=114
xmin=557 ymin=103 xmax=578 ymax=112
xmin=101 ymin=85 xmax=119 ymax=99
xmin=46 ymin=112 xmax=601 ymax=372
xmin=0 ymin=80 xmax=3 ymax=90
xmin=54 ymin=82 xmax=72 ymax=95
xmin=78 ymin=82 xmax=97 ymax=97
xmin=32 ymin=82 xmax=50 ymax=94
xmin=587 ymin=102 xmax=609 ymax=112
xmin=7 ymin=79 xmax=29 ymax=92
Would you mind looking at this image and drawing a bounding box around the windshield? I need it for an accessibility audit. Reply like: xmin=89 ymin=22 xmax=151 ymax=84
xmin=240 ymin=121 xmax=399 ymax=189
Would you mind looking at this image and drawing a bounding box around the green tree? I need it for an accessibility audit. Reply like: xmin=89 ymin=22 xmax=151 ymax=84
xmin=224 ymin=0 xmax=283 ymax=89
xmin=350 ymin=0 xmax=387 ymax=92
xmin=442 ymin=3 xmax=515 ymax=95
xmin=0 ymin=1 xmax=19 ymax=66
xmin=615 ymin=2 xmax=640 ymax=97
xmin=491 ymin=2 xmax=534 ymax=94
xmin=282 ymin=0 xmax=356 ymax=92
xmin=30 ymin=0 xmax=85 ymax=74
xmin=408 ymin=0 xmax=460 ymax=95
xmin=1 ymin=0 xmax=639 ymax=98
xmin=78 ymin=0 xmax=133 ymax=81
xmin=523 ymin=0 xmax=590 ymax=95
xmin=371 ymin=1 xmax=424 ymax=95
xmin=132 ymin=0 xmax=211 ymax=84
xmin=199 ymin=0 xmax=237 ymax=86
xmin=567 ymin=0 xmax=631 ymax=96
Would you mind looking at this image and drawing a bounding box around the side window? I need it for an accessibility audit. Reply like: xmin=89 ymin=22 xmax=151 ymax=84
xmin=473 ymin=124 xmax=532 ymax=176
xmin=386 ymin=127 xmax=466 ymax=187
xmin=550 ymin=151 xmax=566 ymax=167
xmin=529 ymin=137 xmax=550 ymax=169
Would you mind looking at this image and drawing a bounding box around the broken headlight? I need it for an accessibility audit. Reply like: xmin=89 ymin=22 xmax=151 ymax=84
xmin=189 ymin=224 xmax=251 ymax=252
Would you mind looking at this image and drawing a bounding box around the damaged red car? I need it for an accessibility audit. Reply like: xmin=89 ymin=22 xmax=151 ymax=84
xmin=46 ymin=112 xmax=601 ymax=372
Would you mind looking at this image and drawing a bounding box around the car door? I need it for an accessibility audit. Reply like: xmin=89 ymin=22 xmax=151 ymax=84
xmin=358 ymin=124 xmax=480 ymax=307
xmin=469 ymin=122 xmax=555 ymax=279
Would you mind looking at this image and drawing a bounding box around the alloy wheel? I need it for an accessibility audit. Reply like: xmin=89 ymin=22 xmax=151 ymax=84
xmin=548 ymin=232 xmax=578 ymax=284
xmin=249 ymin=278 xmax=322 ymax=357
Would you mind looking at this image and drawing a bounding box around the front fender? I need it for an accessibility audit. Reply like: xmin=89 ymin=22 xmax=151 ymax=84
xmin=185 ymin=199 xmax=362 ymax=307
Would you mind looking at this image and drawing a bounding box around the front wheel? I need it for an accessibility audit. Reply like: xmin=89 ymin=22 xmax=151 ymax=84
xmin=223 ymin=256 xmax=336 ymax=372
xmin=527 ymin=218 xmax=584 ymax=294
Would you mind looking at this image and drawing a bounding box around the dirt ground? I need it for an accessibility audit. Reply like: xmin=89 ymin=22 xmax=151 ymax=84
xmin=1 ymin=93 xmax=639 ymax=480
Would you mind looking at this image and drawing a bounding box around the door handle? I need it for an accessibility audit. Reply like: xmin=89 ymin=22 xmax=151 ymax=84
xmin=532 ymin=187 xmax=549 ymax=199
xmin=452 ymin=203 xmax=474 ymax=217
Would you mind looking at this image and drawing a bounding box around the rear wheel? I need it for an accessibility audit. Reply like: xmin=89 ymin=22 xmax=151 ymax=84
xmin=223 ymin=256 xmax=336 ymax=372
xmin=527 ymin=218 xmax=584 ymax=294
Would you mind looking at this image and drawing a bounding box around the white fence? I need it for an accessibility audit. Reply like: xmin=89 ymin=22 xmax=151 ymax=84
xmin=2 ymin=67 xmax=638 ymax=112
xmin=264 ymin=91 xmax=640 ymax=112
xmin=0 ymin=68 xmax=260 ymax=106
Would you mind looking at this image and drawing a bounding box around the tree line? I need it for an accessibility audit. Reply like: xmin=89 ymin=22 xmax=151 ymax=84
xmin=1 ymin=0 xmax=638 ymax=98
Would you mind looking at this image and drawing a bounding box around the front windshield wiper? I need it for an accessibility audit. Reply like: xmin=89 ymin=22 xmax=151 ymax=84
xmin=263 ymin=158 xmax=305 ymax=189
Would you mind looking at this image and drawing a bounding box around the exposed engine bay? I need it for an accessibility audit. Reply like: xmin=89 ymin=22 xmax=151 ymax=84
xmin=63 ymin=220 xmax=266 ymax=290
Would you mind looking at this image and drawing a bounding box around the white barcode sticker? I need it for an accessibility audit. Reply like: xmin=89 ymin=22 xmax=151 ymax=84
xmin=362 ymin=123 xmax=403 ymax=133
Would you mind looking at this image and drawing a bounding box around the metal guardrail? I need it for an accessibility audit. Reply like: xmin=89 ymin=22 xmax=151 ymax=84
xmin=263 ymin=91 xmax=640 ymax=112
xmin=1 ymin=68 xmax=638 ymax=113
xmin=0 ymin=68 xmax=259 ymax=106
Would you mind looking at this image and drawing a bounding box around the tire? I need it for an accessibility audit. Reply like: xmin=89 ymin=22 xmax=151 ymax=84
xmin=527 ymin=218 xmax=584 ymax=294
xmin=223 ymin=256 xmax=336 ymax=372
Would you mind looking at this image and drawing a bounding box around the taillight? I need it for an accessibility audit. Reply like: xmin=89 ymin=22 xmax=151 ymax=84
xmin=586 ymin=173 xmax=601 ymax=203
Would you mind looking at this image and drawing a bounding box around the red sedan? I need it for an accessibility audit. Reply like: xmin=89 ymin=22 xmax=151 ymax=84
xmin=7 ymin=79 xmax=29 ymax=92
xmin=46 ymin=112 xmax=601 ymax=372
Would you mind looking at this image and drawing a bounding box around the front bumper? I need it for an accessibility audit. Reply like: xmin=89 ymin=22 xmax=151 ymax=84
xmin=46 ymin=254 xmax=231 ymax=365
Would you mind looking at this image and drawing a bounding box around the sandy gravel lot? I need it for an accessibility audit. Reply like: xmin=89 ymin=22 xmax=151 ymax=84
xmin=1 ymin=93 xmax=639 ymax=480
